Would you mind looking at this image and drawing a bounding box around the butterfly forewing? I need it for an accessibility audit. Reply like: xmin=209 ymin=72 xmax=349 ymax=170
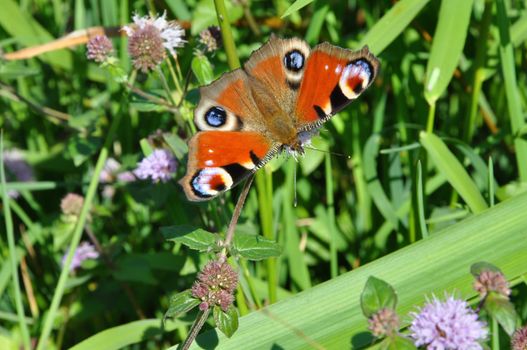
xmin=295 ymin=44 xmax=379 ymax=129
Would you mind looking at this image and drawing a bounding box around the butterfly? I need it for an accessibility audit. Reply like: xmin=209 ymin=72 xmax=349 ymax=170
xmin=180 ymin=35 xmax=379 ymax=201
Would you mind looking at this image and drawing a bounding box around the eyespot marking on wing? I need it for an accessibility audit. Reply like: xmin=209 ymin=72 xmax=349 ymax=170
xmin=205 ymin=106 xmax=227 ymax=127
xmin=191 ymin=167 xmax=233 ymax=198
xmin=339 ymin=59 xmax=374 ymax=100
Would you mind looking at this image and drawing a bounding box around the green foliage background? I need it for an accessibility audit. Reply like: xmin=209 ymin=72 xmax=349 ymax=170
xmin=1 ymin=0 xmax=526 ymax=349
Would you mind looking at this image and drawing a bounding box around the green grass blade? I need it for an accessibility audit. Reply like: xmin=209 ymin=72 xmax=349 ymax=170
xmin=511 ymin=13 xmax=527 ymax=47
xmin=0 ymin=0 xmax=72 ymax=70
xmin=496 ymin=0 xmax=527 ymax=182
xmin=185 ymin=191 xmax=527 ymax=349
xmin=283 ymin=160 xmax=311 ymax=290
xmin=359 ymin=0 xmax=431 ymax=54
xmin=1 ymin=135 xmax=31 ymax=349
xmin=363 ymin=134 xmax=399 ymax=230
xmin=416 ymin=161 xmax=428 ymax=238
xmin=70 ymin=319 xmax=181 ymax=350
xmin=420 ymin=132 xmax=488 ymax=213
xmin=36 ymin=107 xmax=124 ymax=350
xmin=324 ymin=154 xmax=338 ymax=278
xmin=281 ymin=0 xmax=313 ymax=18
xmin=424 ymin=0 xmax=473 ymax=104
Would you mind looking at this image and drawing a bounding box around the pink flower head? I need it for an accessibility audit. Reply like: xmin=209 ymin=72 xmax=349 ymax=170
xmin=409 ymin=295 xmax=488 ymax=350
xmin=62 ymin=242 xmax=99 ymax=272
xmin=134 ymin=149 xmax=177 ymax=183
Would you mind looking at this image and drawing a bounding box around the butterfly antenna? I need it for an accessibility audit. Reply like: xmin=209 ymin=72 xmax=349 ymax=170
xmin=304 ymin=145 xmax=351 ymax=159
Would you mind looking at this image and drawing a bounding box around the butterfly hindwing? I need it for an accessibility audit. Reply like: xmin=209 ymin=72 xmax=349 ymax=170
xmin=180 ymin=131 xmax=275 ymax=201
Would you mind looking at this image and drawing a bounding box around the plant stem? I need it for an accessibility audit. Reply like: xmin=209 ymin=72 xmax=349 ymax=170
xmin=496 ymin=0 xmax=527 ymax=182
xmin=463 ymin=0 xmax=492 ymax=142
xmin=221 ymin=175 xmax=255 ymax=256
xmin=426 ymin=102 xmax=436 ymax=133
xmin=157 ymin=66 xmax=177 ymax=106
xmin=213 ymin=0 xmax=241 ymax=69
xmin=35 ymin=101 xmax=124 ymax=350
xmin=178 ymin=309 xmax=211 ymax=350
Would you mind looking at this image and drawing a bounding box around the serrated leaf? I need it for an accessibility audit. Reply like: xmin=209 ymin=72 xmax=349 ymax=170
xmin=485 ymin=293 xmax=517 ymax=336
xmin=379 ymin=335 xmax=417 ymax=350
xmin=232 ymin=233 xmax=281 ymax=260
xmin=470 ymin=261 xmax=502 ymax=277
xmin=161 ymin=225 xmax=218 ymax=252
xmin=213 ymin=306 xmax=239 ymax=338
xmin=191 ymin=55 xmax=214 ymax=85
xmin=165 ymin=290 xmax=200 ymax=320
xmin=360 ymin=276 xmax=397 ymax=318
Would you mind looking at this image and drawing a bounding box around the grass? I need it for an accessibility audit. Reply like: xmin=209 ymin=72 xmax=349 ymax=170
xmin=0 ymin=0 xmax=526 ymax=349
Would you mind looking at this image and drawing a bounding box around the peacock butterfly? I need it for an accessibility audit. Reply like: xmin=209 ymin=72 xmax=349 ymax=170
xmin=180 ymin=35 xmax=380 ymax=201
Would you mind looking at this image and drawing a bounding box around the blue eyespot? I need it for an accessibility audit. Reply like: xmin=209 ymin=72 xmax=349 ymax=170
xmin=205 ymin=106 xmax=227 ymax=127
xmin=284 ymin=50 xmax=304 ymax=72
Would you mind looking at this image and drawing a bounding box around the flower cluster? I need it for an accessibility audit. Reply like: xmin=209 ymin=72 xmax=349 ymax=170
xmin=123 ymin=12 xmax=186 ymax=72
xmin=3 ymin=149 xmax=34 ymax=198
xmin=191 ymin=261 xmax=238 ymax=311
xmin=134 ymin=149 xmax=177 ymax=183
xmin=473 ymin=270 xmax=511 ymax=298
xmin=368 ymin=308 xmax=399 ymax=338
xmin=512 ymin=325 xmax=527 ymax=350
xmin=60 ymin=193 xmax=84 ymax=217
xmin=62 ymin=242 xmax=99 ymax=272
xmin=198 ymin=26 xmax=222 ymax=53
xmin=86 ymin=35 xmax=114 ymax=63
xmin=409 ymin=295 xmax=488 ymax=350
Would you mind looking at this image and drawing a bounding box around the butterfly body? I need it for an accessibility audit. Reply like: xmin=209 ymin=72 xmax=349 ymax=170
xmin=180 ymin=36 xmax=379 ymax=201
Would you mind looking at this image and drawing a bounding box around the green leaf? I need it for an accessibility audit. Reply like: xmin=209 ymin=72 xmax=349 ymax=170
xmin=420 ymin=132 xmax=488 ymax=213
xmin=379 ymin=335 xmax=417 ymax=350
xmin=70 ymin=319 xmax=182 ymax=350
xmin=130 ymin=102 xmax=167 ymax=112
xmin=163 ymin=133 xmax=189 ymax=160
xmin=161 ymin=225 xmax=218 ymax=252
xmin=165 ymin=290 xmax=200 ymax=320
xmin=165 ymin=0 xmax=191 ymax=20
xmin=187 ymin=192 xmax=527 ymax=349
xmin=213 ymin=306 xmax=239 ymax=338
xmin=359 ymin=0 xmax=431 ymax=54
xmin=281 ymin=0 xmax=313 ymax=18
xmin=112 ymin=255 xmax=157 ymax=285
xmin=360 ymin=276 xmax=398 ymax=318
xmin=300 ymin=137 xmax=328 ymax=175
xmin=0 ymin=0 xmax=72 ymax=70
xmin=139 ymin=138 xmax=153 ymax=156
xmin=363 ymin=134 xmax=400 ymax=230
xmin=485 ymin=293 xmax=517 ymax=336
xmin=424 ymin=0 xmax=473 ymax=103
xmin=0 ymin=62 xmax=39 ymax=79
xmin=470 ymin=261 xmax=502 ymax=277
xmin=66 ymin=136 xmax=103 ymax=167
xmin=231 ymin=233 xmax=281 ymax=260
xmin=191 ymin=55 xmax=214 ymax=86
